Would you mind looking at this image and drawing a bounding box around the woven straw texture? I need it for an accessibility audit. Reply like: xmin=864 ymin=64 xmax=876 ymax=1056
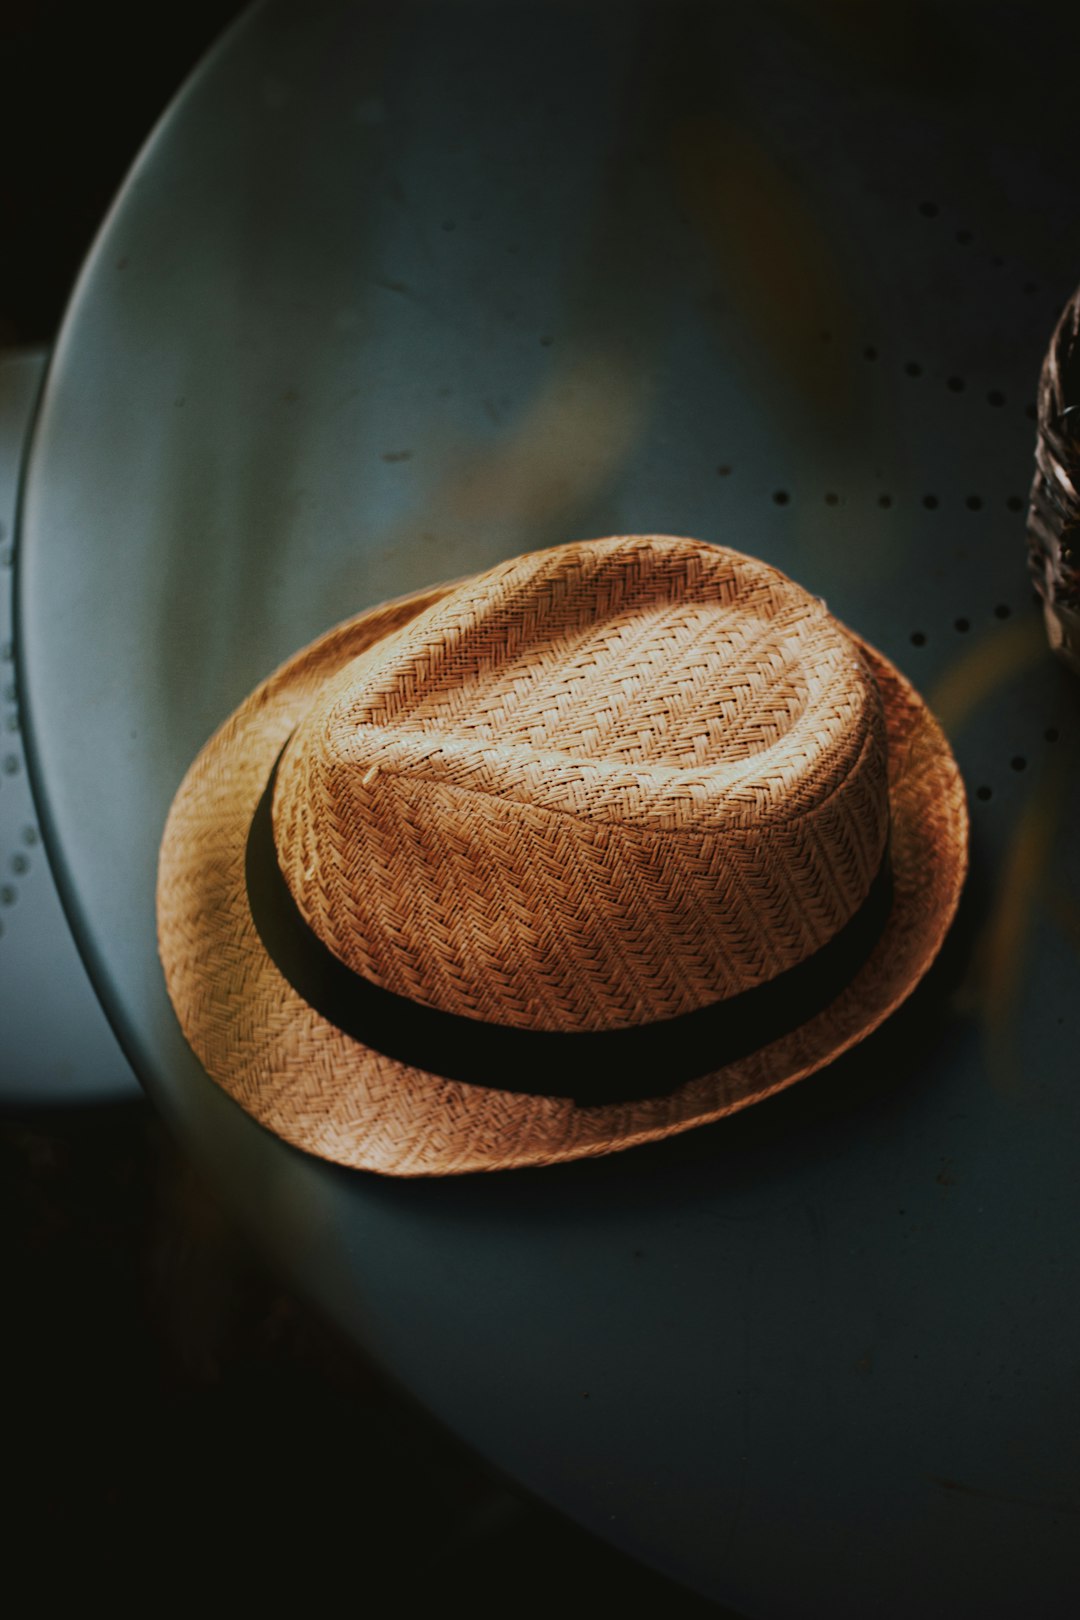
xmin=1029 ymin=284 xmax=1080 ymax=671
xmin=157 ymin=535 xmax=968 ymax=1176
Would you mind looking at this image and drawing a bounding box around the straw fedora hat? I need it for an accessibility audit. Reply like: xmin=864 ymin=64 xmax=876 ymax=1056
xmin=157 ymin=534 xmax=967 ymax=1176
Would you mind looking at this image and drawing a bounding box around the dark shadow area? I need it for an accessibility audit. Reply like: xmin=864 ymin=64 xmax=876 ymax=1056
xmin=0 ymin=1101 xmax=728 ymax=1613
xmin=0 ymin=0 xmax=250 ymax=345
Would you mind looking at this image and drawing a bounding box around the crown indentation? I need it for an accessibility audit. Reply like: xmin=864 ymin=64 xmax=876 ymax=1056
xmin=271 ymin=536 xmax=890 ymax=1031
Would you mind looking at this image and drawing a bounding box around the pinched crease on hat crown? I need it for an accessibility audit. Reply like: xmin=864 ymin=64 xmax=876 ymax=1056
xmin=267 ymin=535 xmax=892 ymax=1036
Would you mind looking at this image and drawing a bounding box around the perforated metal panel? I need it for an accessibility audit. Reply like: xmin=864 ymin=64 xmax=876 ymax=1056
xmin=0 ymin=351 xmax=135 ymax=1103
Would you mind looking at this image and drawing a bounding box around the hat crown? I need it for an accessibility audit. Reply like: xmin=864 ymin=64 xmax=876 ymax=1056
xmin=271 ymin=536 xmax=890 ymax=1032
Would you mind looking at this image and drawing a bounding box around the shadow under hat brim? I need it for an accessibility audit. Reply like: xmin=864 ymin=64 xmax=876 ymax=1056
xmin=156 ymin=579 xmax=969 ymax=1177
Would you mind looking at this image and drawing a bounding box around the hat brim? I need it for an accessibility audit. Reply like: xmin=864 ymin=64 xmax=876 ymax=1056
xmin=157 ymin=577 xmax=968 ymax=1176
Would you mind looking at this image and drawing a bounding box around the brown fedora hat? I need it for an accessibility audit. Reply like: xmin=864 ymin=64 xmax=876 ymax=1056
xmin=157 ymin=535 xmax=968 ymax=1175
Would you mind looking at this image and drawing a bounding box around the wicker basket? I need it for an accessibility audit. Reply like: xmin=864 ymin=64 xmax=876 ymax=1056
xmin=1029 ymin=285 xmax=1080 ymax=673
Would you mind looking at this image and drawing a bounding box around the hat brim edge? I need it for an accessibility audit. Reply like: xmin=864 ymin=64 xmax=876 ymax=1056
xmin=156 ymin=582 xmax=969 ymax=1177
